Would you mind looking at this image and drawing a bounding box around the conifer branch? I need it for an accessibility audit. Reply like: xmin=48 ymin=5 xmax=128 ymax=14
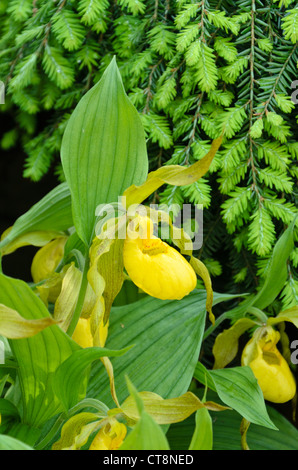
xmin=1 ymin=0 xmax=297 ymax=304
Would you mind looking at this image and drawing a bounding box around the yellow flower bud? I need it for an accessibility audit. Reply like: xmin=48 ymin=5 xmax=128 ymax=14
xmin=123 ymin=217 xmax=197 ymax=300
xmin=72 ymin=317 xmax=94 ymax=348
xmin=242 ymin=326 xmax=296 ymax=403
xmin=31 ymin=237 xmax=67 ymax=284
xmin=72 ymin=313 xmax=109 ymax=349
xmin=89 ymin=418 xmax=127 ymax=450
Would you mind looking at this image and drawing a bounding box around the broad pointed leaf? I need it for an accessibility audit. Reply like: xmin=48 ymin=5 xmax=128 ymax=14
xmin=0 ymin=434 xmax=34 ymax=450
xmin=52 ymin=346 xmax=132 ymax=412
xmin=0 ymin=183 xmax=72 ymax=255
xmin=61 ymin=57 xmax=148 ymax=246
xmin=189 ymin=408 xmax=213 ymax=450
xmin=194 ymin=362 xmax=277 ymax=430
xmin=0 ymin=273 xmax=79 ymax=427
xmin=87 ymin=291 xmax=237 ymax=407
xmin=167 ymin=395 xmax=298 ymax=450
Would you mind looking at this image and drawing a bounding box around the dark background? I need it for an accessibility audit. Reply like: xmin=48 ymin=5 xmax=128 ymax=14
xmin=0 ymin=113 xmax=57 ymax=281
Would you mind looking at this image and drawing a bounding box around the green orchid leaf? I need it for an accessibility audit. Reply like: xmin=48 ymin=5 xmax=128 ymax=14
xmin=220 ymin=217 xmax=297 ymax=324
xmin=0 ymin=398 xmax=19 ymax=419
xmin=0 ymin=231 xmax=67 ymax=257
xmin=0 ymin=183 xmax=72 ymax=255
xmin=194 ymin=363 xmax=277 ymax=430
xmin=167 ymin=394 xmax=298 ymax=450
xmin=268 ymin=306 xmax=298 ymax=328
xmin=120 ymin=410 xmax=170 ymax=450
xmin=0 ymin=422 xmax=41 ymax=447
xmin=52 ymin=346 xmax=132 ymax=412
xmin=209 ymin=406 xmax=296 ymax=450
xmin=124 ymin=376 xmax=145 ymax=416
xmin=61 ymin=56 xmax=148 ymax=246
xmin=0 ymin=273 xmax=79 ymax=428
xmin=252 ymin=217 xmax=297 ymax=311
xmin=189 ymin=407 xmax=213 ymax=450
xmin=120 ymin=380 xmax=170 ymax=451
xmin=234 ymin=218 xmax=296 ymax=320
xmin=0 ymin=434 xmax=34 ymax=450
xmin=87 ymin=290 xmax=237 ymax=407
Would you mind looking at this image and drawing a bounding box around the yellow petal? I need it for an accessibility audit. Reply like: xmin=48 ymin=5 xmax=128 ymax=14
xmin=123 ymin=228 xmax=197 ymax=300
xmin=212 ymin=318 xmax=258 ymax=369
xmin=268 ymin=305 xmax=298 ymax=329
xmin=121 ymin=391 xmax=204 ymax=425
xmin=122 ymin=136 xmax=222 ymax=207
xmin=89 ymin=418 xmax=127 ymax=450
xmin=87 ymin=238 xmax=108 ymax=329
xmin=89 ymin=297 xmax=109 ymax=348
xmin=190 ymin=256 xmax=214 ymax=324
xmin=72 ymin=317 xmax=94 ymax=348
xmin=242 ymin=326 xmax=296 ymax=403
xmin=0 ymin=303 xmax=56 ymax=339
xmin=72 ymin=309 xmax=109 ymax=349
xmin=1 ymin=228 xmax=65 ymax=257
xmin=52 ymin=412 xmax=101 ymax=450
xmin=93 ymin=238 xmax=124 ymax=325
xmin=53 ymin=263 xmax=82 ymax=332
xmin=31 ymin=237 xmax=67 ymax=283
xmin=87 ymin=239 xmax=119 ymax=407
xmin=36 ymin=271 xmax=64 ymax=305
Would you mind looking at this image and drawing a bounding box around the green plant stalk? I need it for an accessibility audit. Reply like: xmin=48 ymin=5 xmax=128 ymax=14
xmin=66 ymin=254 xmax=90 ymax=337
xmin=203 ymin=311 xmax=228 ymax=340
xmin=68 ymin=398 xmax=109 ymax=417
xmin=34 ymin=413 xmax=66 ymax=450
xmin=247 ymin=306 xmax=268 ymax=324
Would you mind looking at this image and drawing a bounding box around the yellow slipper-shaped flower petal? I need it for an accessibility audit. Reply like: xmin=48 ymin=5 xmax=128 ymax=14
xmin=242 ymin=326 xmax=296 ymax=403
xmin=89 ymin=418 xmax=127 ymax=450
xmin=72 ymin=317 xmax=94 ymax=349
xmin=72 ymin=311 xmax=109 ymax=349
xmin=123 ymin=217 xmax=197 ymax=300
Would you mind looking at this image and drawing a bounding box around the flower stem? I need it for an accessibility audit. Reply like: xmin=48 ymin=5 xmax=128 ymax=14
xmin=203 ymin=311 xmax=228 ymax=340
xmin=66 ymin=254 xmax=90 ymax=337
xmin=34 ymin=413 xmax=66 ymax=450
xmin=247 ymin=306 xmax=268 ymax=324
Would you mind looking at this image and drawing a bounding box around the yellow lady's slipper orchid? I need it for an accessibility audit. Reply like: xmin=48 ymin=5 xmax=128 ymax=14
xmin=72 ymin=317 xmax=94 ymax=348
xmin=241 ymin=326 xmax=296 ymax=403
xmin=72 ymin=296 xmax=109 ymax=349
xmin=89 ymin=418 xmax=127 ymax=450
xmin=123 ymin=217 xmax=197 ymax=300
xmin=31 ymin=237 xmax=67 ymax=284
xmin=72 ymin=316 xmax=109 ymax=349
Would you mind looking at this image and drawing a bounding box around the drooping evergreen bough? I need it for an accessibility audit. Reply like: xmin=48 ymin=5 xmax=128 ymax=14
xmin=0 ymin=0 xmax=297 ymax=309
